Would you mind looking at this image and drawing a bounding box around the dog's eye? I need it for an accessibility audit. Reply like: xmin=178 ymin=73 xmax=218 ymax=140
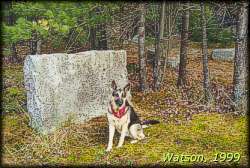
xmin=113 ymin=92 xmax=119 ymax=97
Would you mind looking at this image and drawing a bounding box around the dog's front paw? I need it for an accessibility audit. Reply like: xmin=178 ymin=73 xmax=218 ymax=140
xmin=116 ymin=144 xmax=122 ymax=148
xmin=130 ymin=140 xmax=138 ymax=144
xmin=106 ymin=147 xmax=112 ymax=152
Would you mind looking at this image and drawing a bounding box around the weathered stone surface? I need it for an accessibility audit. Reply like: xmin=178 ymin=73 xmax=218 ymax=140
xmin=167 ymin=58 xmax=180 ymax=68
xmin=131 ymin=34 xmax=139 ymax=44
xmin=212 ymin=48 xmax=235 ymax=61
xmin=24 ymin=50 xmax=128 ymax=134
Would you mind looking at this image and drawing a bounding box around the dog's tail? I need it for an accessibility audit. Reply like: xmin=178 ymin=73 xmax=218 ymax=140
xmin=141 ymin=120 xmax=160 ymax=128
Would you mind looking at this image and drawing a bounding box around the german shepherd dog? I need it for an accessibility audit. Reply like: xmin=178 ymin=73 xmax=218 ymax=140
xmin=106 ymin=80 xmax=159 ymax=152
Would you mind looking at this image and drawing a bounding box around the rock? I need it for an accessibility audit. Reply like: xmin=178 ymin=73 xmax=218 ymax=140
xmin=167 ymin=58 xmax=180 ymax=68
xmin=131 ymin=34 xmax=139 ymax=44
xmin=24 ymin=50 xmax=128 ymax=134
xmin=147 ymin=48 xmax=180 ymax=68
xmin=212 ymin=48 xmax=235 ymax=61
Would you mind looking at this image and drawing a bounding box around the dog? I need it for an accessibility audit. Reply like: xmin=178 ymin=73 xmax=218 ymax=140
xmin=106 ymin=80 xmax=159 ymax=152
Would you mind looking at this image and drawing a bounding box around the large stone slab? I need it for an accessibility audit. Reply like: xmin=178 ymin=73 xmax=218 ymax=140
xmin=24 ymin=50 xmax=128 ymax=134
xmin=212 ymin=48 xmax=235 ymax=61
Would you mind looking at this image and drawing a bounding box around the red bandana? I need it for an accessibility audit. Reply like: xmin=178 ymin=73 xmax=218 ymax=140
xmin=111 ymin=104 xmax=127 ymax=118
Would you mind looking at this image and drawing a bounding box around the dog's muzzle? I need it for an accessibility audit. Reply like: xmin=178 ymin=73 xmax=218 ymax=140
xmin=115 ymin=97 xmax=123 ymax=106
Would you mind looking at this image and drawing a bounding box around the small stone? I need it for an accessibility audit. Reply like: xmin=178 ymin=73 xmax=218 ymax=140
xmin=212 ymin=48 xmax=235 ymax=61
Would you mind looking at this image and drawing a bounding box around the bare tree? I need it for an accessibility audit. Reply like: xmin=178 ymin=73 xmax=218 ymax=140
xmin=4 ymin=1 xmax=18 ymax=62
xmin=138 ymin=3 xmax=148 ymax=91
xmin=161 ymin=2 xmax=180 ymax=84
xmin=177 ymin=2 xmax=190 ymax=88
xmin=36 ymin=39 xmax=42 ymax=54
xmin=233 ymin=2 xmax=248 ymax=112
xmin=30 ymin=31 xmax=37 ymax=55
xmin=200 ymin=2 xmax=211 ymax=102
xmin=153 ymin=1 xmax=166 ymax=90
xmin=30 ymin=29 xmax=42 ymax=55
xmin=89 ymin=26 xmax=97 ymax=50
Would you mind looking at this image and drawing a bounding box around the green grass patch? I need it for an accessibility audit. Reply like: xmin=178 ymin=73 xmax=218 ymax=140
xmin=3 ymin=112 xmax=247 ymax=166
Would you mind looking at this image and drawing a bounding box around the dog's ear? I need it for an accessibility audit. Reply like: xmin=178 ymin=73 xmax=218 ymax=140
xmin=123 ymin=83 xmax=131 ymax=94
xmin=111 ymin=80 xmax=117 ymax=90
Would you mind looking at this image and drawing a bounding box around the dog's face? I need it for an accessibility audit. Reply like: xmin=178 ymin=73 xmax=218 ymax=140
xmin=111 ymin=80 xmax=130 ymax=107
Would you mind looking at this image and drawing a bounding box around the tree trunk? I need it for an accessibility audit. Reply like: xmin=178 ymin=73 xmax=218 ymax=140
xmin=200 ymin=2 xmax=211 ymax=102
xmin=102 ymin=24 xmax=108 ymax=50
xmin=30 ymin=30 xmax=42 ymax=55
xmin=99 ymin=23 xmax=108 ymax=50
xmin=30 ymin=31 xmax=37 ymax=55
xmin=11 ymin=43 xmax=18 ymax=63
xmin=5 ymin=1 xmax=18 ymax=63
xmin=89 ymin=26 xmax=96 ymax=50
xmin=177 ymin=2 xmax=189 ymax=88
xmin=233 ymin=2 xmax=248 ymax=112
xmin=138 ymin=3 xmax=148 ymax=91
xmin=153 ymin=1 xmax=166 ymax=90
xmin=4 ymin=1 xmax=15 ymax=25
xmin=36 ymin=39 xmax=42 ymax=54
xmin=161 ymin=2 xmax=179 ymax=84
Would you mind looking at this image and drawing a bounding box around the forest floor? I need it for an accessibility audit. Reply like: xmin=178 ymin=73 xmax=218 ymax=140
xmin=2 ymin=48 xmax=248 ymax=166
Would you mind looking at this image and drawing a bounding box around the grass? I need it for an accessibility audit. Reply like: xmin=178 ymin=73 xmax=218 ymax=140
xmin=2 ymin=57 xmax=248 ymax=166
xmin=2 ymin=111 xmax=247 ymax=166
